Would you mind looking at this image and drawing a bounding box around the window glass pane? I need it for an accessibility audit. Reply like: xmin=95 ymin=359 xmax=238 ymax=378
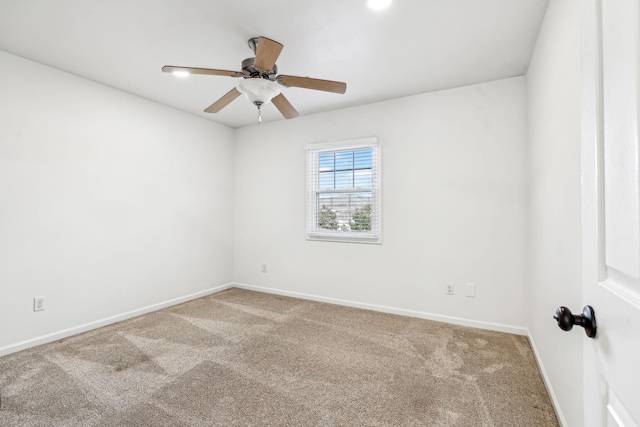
xmin=317 ymin=192 xmax=371 ymax=232
xmin=334 ymin=151 xmax=354 ymax=171
xmin=319 ymin=171 xmax=334 ymax=190
xmin=318 ymin=153 xmax=334 ymax=172
xmin=334 ymin=170 xmax=353 ymax=189
xmin=317 ymin=148 xmax=373 ymax=190
xmin=354 ymin=169 xmax=372 ymax=188
xmin=354 ymin=149 xmax=372 ymax=169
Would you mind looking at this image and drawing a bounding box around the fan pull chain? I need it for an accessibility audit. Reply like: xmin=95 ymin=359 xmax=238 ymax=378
xmin=254 ymin=101 xmax=264 ymax=125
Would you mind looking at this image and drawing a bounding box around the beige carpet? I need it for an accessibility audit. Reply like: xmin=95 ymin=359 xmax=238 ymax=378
xmin=0 ymin=288 xmax=558 ymax=426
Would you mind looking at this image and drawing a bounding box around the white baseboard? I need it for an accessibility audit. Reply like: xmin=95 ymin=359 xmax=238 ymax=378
xmin=232 ymin=283 xmax=527 ymax=336
xmin=0 ymin=283 xmax=234 ymax=357
xmin=1 ymin=281 xmax=528 ymax=357
xmin=3 ymin=281 xmax=564 ymax=425
xmin=527 ymin=330 xmax=568 ymax=427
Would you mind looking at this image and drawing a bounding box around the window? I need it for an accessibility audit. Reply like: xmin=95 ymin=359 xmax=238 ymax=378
xmin=306 ymin=137 xmax=381 ymax=243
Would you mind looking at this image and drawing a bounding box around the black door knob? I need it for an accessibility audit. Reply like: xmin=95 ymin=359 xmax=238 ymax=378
xmin=554 ymin=305 xmax=597 ymax=338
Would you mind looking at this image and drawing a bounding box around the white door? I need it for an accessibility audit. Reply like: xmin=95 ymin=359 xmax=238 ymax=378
xmin=581 ymin=0 xmax=640 ymax=425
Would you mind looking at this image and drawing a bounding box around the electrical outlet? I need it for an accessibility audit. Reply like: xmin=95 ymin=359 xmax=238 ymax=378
xmin=446 ymin=283 xmax=454 ymax=295
xmin=34 ymin=296 xmax=45 ymax=311
xmin=262 ymin=263 xmax=268 ymax=273
xmin=466 ymin=283 xmax=476 ymax=297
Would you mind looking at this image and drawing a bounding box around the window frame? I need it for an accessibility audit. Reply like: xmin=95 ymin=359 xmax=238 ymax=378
xmin=305 ymin=136 xmax=382 ymax=244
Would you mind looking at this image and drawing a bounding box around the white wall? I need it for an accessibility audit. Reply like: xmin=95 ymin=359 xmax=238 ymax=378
xmin=0 ymin=50 xmax=235 ymax=354
xmin=233 ymin=77 xmax=528 ymax=331
xmin=0 ymin=18 xmax=584 ymax=421
xmin=526 ymin=1 xmax=583 ymax=426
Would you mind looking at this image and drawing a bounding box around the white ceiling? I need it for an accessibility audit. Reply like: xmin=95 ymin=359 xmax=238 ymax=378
xmin=0 ymin=0 xmax=549 ymax=128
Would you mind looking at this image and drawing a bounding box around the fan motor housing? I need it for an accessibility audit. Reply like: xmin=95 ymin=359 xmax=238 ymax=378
xmin=241 ymin=57 xmax=277 ymax=80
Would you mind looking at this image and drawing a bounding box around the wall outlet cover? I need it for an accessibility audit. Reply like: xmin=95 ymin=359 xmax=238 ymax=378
xmin=466 ymin=283 xmax=476 ymax=297
xmin=34 ymin=296 xmax=45 ymax=311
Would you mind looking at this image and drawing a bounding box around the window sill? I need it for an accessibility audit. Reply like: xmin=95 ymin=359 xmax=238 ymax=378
xmin=307 ymin=233 xmax=382 ymax=245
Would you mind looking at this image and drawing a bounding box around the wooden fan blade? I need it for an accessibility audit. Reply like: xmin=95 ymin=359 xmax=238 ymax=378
xmin=277 ymin=75 xmax=346 ymax=94
xmin=162 ymin=66 xmax=242 ymax=77
xmin=254 ymin=37 xmax=284 ymax=71
xmin=272 ymin=94 xmax=299 ymax=119
xmin=204 ymin=88 xmax=241 ymax=113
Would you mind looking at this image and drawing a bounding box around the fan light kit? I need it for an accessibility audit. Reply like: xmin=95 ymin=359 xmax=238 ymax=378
xmin=236 ymin=79 xmax=282 ymax=123
xmin=162 ymin=36 xmax=347 ymax=124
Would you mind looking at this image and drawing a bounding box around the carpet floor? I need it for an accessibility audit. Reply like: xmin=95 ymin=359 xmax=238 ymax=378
xmin=0 ymin=288 xmax=558 ymax=426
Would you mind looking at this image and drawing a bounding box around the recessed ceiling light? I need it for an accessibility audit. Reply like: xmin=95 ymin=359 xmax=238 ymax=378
xmin=172 ymin=71 xmax=189 ymax=78
xmin=367 ymin=0 xmax=392 ymax=11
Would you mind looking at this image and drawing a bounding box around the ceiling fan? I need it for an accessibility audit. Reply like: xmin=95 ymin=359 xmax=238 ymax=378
xmin=162 ymin=36 xmax=347 ymax=123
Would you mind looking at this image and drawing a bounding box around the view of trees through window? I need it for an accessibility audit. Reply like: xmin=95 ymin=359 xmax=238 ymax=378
xmin=316 ymin=148 xmax=373 ymax=232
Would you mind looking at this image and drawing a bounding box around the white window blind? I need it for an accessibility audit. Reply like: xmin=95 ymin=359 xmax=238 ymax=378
xmin=306 ymin=137 xmax=381 ymax=243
